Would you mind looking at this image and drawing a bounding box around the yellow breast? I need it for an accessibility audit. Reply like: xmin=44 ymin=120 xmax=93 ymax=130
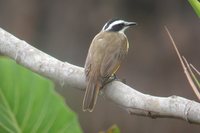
xmin=126 ymin=39 xmax=129 ymax=52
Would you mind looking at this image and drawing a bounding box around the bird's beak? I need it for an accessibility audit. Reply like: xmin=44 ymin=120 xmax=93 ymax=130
xmin=126 ymin=21 xmax=137 ymax=26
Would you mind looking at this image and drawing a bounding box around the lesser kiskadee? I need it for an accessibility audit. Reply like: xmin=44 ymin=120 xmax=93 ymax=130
xmin=83 ymin=19 xmax=136 ymax=112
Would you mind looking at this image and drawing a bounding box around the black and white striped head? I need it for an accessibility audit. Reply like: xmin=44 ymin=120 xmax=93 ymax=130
xmin=102 ymin=19 xmax=137 ymax=33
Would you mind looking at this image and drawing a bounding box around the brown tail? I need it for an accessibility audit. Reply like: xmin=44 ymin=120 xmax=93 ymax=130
xmin=82 ymin=79 xmax=101 ymax=112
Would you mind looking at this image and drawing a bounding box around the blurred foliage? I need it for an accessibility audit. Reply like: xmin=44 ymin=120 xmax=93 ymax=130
xmin=188 ymin=0 xmax=200 ymax=17
xmin=0 ymin=57 xmax=82 ymax=133
xmin=98 ymin=125 xmax=121 ymax=133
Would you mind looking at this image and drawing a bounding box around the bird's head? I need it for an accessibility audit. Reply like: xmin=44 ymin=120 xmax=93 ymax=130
xmin=102 ymin=18 xmax=137 ymax=33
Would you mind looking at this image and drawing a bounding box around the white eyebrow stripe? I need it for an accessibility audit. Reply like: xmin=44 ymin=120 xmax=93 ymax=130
xmin=102 ymin=20 xmax=125 ymax=31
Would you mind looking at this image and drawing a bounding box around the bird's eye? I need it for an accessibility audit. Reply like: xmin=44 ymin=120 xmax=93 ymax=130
xmin=111 ymin=23 xmax=124 ymax=32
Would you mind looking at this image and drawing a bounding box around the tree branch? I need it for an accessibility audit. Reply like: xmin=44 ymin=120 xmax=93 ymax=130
xmin=0 ymin=27 xmax=200 ymax=124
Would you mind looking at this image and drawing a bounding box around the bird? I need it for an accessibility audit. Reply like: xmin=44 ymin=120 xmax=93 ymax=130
xmin=83 ymin=18 xmax=137 ymax=112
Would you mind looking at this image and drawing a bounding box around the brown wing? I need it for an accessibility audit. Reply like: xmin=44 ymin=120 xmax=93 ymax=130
xmin=100 ymin=33 xmax=128 ymax=79
xmin=83 ymin=46 xmax=102 ymax=111
xmin=84 ymin=33 xmax=107 ymax=81
xmin=83 ymin=32 xmax=106 ymax=112
xmin=84 ymin=52 xmax=91 ymax=80
xmin=83 ymin=46 xmax=101 ymax=112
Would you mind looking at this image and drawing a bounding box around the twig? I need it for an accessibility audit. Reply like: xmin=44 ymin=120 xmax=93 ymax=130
xmin=182 ymin=56 xmax=200 ymax=100
xmin=190 ymin=64 xmax=200 ymax=76
xmin=164 ymin=26 xmax=185 ymax=69
xmin=189 ymin=64 xmax=200 ymax=89
xmin=165 ymin=26 xmax=200 ymax=100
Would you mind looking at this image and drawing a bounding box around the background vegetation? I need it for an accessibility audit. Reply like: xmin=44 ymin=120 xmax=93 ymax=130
xmin=0 ymin=58 xmax=82 ymax=133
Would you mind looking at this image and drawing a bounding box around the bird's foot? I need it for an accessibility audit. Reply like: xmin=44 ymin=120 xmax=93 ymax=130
xmin=103 ymin=74 xmax=118 ymax=86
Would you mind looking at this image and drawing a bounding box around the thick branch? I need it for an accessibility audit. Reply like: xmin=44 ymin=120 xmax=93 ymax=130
xmin=0 ymin=27 xmax=200 ymax=124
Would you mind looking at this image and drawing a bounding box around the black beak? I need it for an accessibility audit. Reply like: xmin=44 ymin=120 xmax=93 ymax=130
xmin=126 ymin=21 xmax=137 ymax=26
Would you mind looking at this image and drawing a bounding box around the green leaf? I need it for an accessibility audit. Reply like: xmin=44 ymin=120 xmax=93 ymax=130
xmin=107 ymin=125 xmax=120 ymax=133
xmin=0 ymin=57 xmax=82 ymax=133
xmin=188 ymin=0 xmax=200 ymax=17
xmin=98 ymin=125 xmax=121 ymax=133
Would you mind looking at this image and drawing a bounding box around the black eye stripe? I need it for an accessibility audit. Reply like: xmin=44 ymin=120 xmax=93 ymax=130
xmin=110 ymin=23 xmax=124 ymax=32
